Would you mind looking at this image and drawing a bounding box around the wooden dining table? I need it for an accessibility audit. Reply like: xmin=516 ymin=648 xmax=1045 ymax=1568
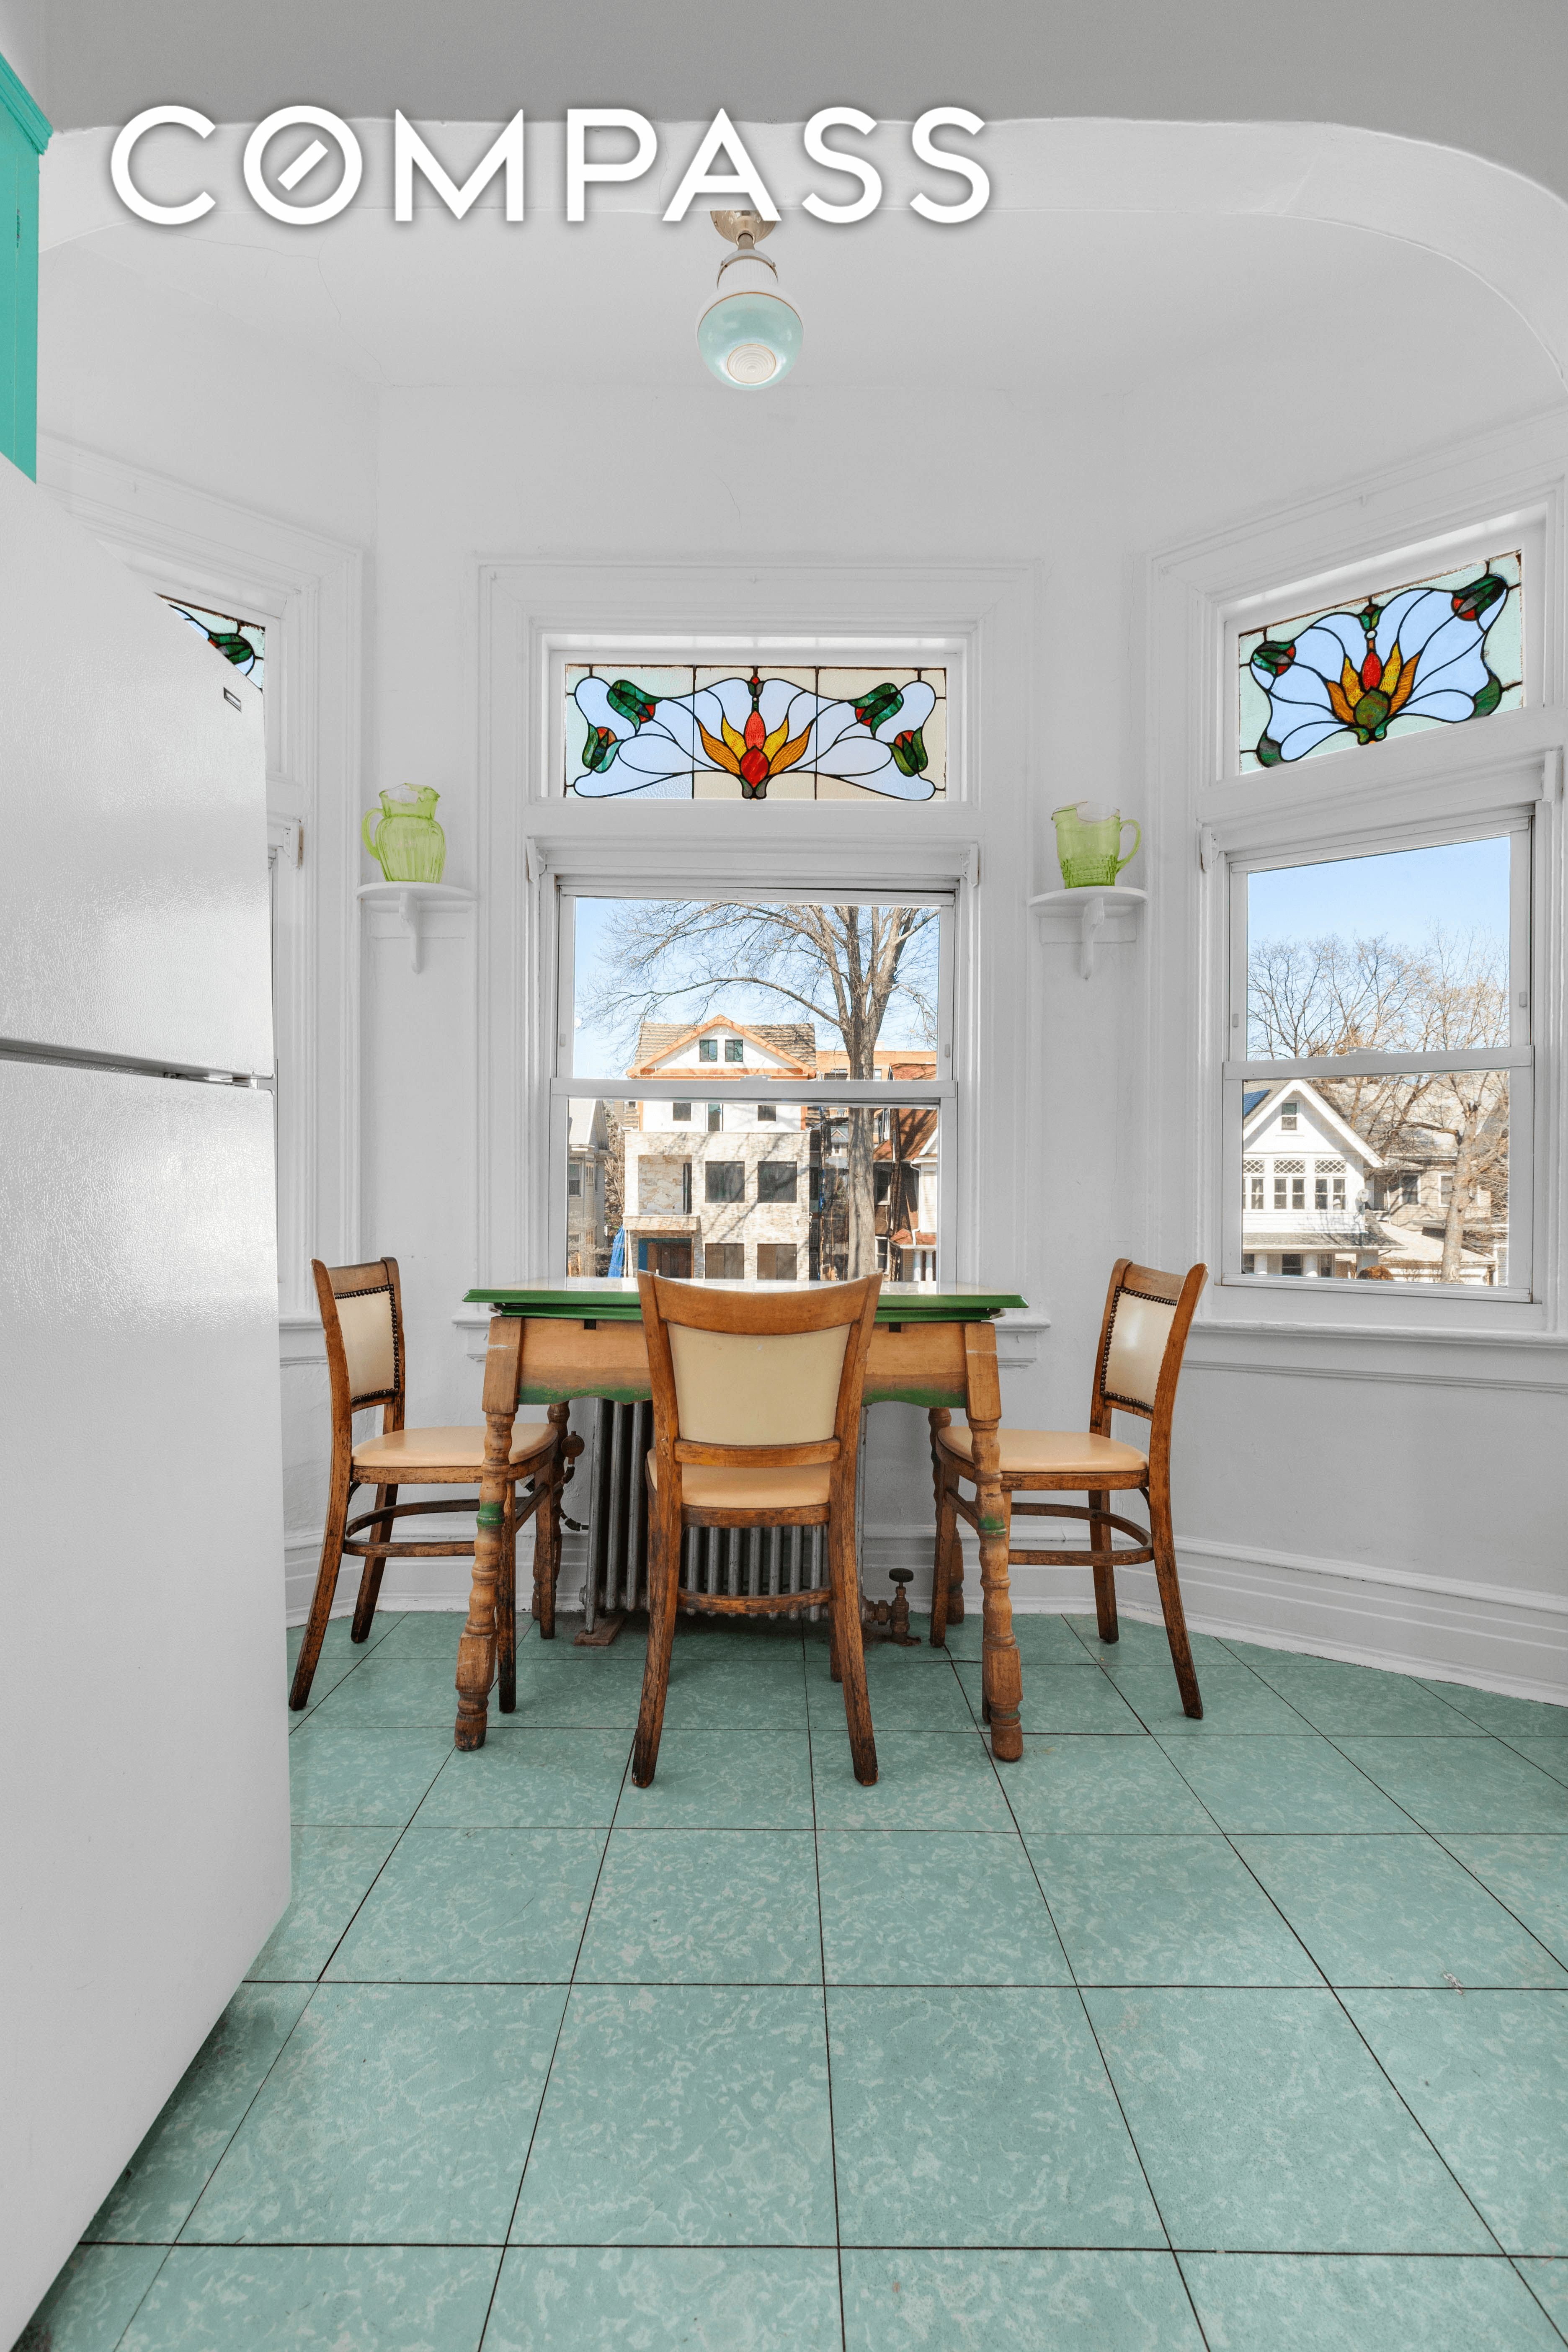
xmin=452 ymin=1279 xmax=1030 ymax=1761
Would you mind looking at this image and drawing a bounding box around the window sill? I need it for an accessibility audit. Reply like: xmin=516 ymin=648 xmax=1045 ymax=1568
xmin=1186 ymin=1312 xmax=1568 ymax=1395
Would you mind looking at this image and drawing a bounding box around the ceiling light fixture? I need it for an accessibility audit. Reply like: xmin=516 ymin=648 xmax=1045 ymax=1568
xmin=697 ymin=209 xmax=801 ymax=390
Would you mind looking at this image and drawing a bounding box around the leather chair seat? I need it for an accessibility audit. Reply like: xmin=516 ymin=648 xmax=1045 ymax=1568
xmin=936 ymin=1423 xmax=1147 ymax=1483
xmin=647 ymin=1450 xmax=831 ymax=1514
xmin=353 ymin=1421 xmax=556 ymax=1475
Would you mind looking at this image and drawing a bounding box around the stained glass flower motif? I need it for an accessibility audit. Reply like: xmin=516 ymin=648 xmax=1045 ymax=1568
xmin=163 ymin=598 xmax=266 ymax=690
xmin=567 ymin=667 xmax=943 ymax=800
xmin=1238 ymin=553 xmax=1520 ymax=771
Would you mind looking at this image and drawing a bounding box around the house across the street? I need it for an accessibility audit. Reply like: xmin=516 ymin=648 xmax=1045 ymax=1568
xmin=578 ymin=1016 xmax=942 ymax=1279
xmin=1243 ymin=1079 xmax=1503 ymax=1282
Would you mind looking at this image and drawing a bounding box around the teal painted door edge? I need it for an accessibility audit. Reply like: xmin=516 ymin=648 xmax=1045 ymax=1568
xmin=0 ymin=53 xmax=50 ymax=153
xmin=0 ymin=48 xmax=50 ymax=481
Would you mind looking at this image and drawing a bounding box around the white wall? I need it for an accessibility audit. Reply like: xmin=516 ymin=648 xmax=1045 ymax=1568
xmin=39 ymin=247 xmax=377 ymax=544
xmin=0 ymin=0 xmax=46 ymax=110
xmin=37 ymin=189 xmax=1568 ymax=1696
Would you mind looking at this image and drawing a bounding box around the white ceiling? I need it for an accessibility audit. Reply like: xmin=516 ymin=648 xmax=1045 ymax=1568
xmin=47 ymin=183 xmax=1563 ymax=446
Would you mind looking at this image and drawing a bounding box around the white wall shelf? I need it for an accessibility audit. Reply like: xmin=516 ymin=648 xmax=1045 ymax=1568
xmin=1029 ymin=885 xmax=1147 ymax=979
xmin=356 ymin=880 xmax=474 ymax=974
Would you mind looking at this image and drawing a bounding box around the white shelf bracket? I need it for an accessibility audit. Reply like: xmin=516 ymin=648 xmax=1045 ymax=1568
xmin=395 ymin=888 xmax=424 ymax=974
xmin=1028 ymin=884 xmax=1147 ymax=980
xmin=1075 ymin=891 xmax=1108 ymax=980
xmin=355 ymin=881 xmax=475 ymax=977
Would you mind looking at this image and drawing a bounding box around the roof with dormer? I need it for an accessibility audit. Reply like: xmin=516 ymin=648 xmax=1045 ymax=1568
xmin=1241 ymin=1076 xmax=1384 ymax=1170
xmin=628 ymin=1014 xmax=817 ymax=1078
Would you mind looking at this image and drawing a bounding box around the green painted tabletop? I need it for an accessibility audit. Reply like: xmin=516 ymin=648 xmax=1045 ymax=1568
xmin=466 ymin=1279 xmax=1028 ymax=1324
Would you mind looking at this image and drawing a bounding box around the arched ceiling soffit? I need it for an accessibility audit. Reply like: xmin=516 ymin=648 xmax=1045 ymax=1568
xmin=28 ymin=0 xmax=1568 ymax=213
xmin=40 ymin=118 xmax=1568 ymax=393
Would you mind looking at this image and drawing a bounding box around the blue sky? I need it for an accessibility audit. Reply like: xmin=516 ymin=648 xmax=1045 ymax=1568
xmin=1247 ymin=836 xmax=1510 ymax=957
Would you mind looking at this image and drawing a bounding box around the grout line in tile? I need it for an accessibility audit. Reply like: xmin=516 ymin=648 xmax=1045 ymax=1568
xmin=1148 ymin=1723 xmax=1520 ymax=2250
xmin=805 ymin=1657 xmax=848 ymax=2352
xmin=309 ymin=1763 xmax=455 ymax=1978
xmin=983 ymin=1689 xmax=1192 ymax=2293
xmin=166 ymin=1988 xmax=320 ymax=2249
xmin=89 ymin=2234 xmax=1563 ymax=2254
xmin=178 ymin=1718 xmax=468 ymax=2245
xmin=106 ymin=2240 xmax=178 ymax=2352
xmin=137 ymin=1626 xmax=1568 ymax=2337
xmin=1511 ymin=2253 xmax=1568 ymax=2347
xmin=1428 ymin=1830 xmax=1568 ymax=1972
xmin=475 ymin=1730 xmax=633 ymax=2347
xmin=286 ymin=1610 xmax=410 ymax=1729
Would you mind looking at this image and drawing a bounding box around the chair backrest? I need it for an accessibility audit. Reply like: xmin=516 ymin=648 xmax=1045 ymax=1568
xmin=638 ymin=1273 xmax=882 ymax=1500
xmin=313 ymin=1259 xmax=407 ymax=1458
xmin=1089 ymin=1259 xmax=1207 ymax=1444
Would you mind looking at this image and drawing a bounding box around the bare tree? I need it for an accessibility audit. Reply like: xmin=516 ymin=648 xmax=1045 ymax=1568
xmin=582 ymin=900 xmax=939 ymax=1276
xmin=1248 ymin=926 xmax=1509 ymax=1282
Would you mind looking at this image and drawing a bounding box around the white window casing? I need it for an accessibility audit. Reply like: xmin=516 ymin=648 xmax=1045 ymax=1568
xmin=1149 ymin=420 xmax=1567 ymax=1341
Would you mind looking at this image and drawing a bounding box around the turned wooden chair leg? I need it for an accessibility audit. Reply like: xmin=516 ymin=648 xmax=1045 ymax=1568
xmin=498 ymin=1483 xmax=518 ymax=1712
xmin=929 ymin=1461 xmax=960 ymax=1648
xmin=1089 ymin=1487 xmax=1118 ymax=1644
xmin=632 ymin=1493 xmax=681 ymax=1787
xmin=289 ymin=1476 xmax=353 ymax=1710
xmin=828 ymin=1508 xmax=877 ymax=1786
xmin=1148 ymin=1483 xmax=1202 ymax=1718
xmin=351 ymin=1483 xmax=396 ymax=1641
xmin=537 ymin=1450 xmax=562 ymax=1642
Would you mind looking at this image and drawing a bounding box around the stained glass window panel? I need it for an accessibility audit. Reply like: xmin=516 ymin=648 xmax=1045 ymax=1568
xmin=1238 ymin=553 xmax=1520 ymax=771
xmin=162 ymin=598 xmax=266 ymax=690
xmin=565 ymin=663 xmax=946 ymax=801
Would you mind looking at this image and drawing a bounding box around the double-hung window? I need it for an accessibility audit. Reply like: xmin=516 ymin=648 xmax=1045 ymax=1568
xmin=547 ymin=651 xmax=957 ymax=1284
xmin=557 ymin=888 xmax=953 ymax=1282
xmin=1218 ymin=530 xmax=1538 ymax=1298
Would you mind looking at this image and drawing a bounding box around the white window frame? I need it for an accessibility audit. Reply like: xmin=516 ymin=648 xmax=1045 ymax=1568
xmin=552 ymin=879 xmax=956 ymax=1281
xmin=477 ymin=559 xmax=1034 ymax=1308
xmin=1221 ymin=811 xmax=1535 ymax=1299
xmin=1151 ymin=435 xmax=1568 ymax=1340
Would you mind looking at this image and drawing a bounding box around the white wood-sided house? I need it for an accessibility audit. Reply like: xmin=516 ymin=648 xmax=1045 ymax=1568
xmin=1241 ymin=1081 xmax=1382 ymax=1278
xmin=1243 ymin=1080 xmax=1500 ymax=1283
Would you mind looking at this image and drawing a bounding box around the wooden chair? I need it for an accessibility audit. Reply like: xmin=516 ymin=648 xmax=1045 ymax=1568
xmin=632 ymin=1270 xmax=883 ymax=1790
xmin=288 ymin=1257 xmax=562 ymax=1712
xmin=931 ymin=1259 xmax=1209 ymax=1717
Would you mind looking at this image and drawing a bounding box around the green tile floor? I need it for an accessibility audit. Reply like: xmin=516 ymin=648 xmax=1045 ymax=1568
xmin=18 ymin=1607 xmax=1568 ymax=2351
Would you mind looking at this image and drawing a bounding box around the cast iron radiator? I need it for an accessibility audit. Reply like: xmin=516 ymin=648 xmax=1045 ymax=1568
xmin=578 ymin=1397 xmax=826 ymax=1632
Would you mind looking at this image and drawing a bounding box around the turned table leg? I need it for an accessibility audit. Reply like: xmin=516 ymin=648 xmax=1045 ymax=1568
xmin=963 ymin=1325 xmax=1021 ymax=1762
xmin=455 ymin=1315 xmax=524 ymax=1751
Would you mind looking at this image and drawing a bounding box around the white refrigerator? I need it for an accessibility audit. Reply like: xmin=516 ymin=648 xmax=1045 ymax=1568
xmin=0 ymin=455 xmax=289 ymax=2337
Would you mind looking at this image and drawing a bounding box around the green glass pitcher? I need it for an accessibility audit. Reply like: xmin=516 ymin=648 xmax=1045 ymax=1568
xmin=363 ymin=786 xmax=446 ymax=883
xmin=1051 ymin=800 xmax=1140 ymax=889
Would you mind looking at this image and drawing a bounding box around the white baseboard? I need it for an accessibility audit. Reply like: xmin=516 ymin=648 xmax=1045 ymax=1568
xmin=864 ymin=1519 xmax=1567 ymax=1705
xmin=284 ymin=1516 xmax=1566 ymax=1707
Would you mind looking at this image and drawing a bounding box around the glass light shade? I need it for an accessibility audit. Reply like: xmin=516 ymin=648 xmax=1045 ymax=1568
xmin=696 ymin=255 xmax=802 ymax=390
